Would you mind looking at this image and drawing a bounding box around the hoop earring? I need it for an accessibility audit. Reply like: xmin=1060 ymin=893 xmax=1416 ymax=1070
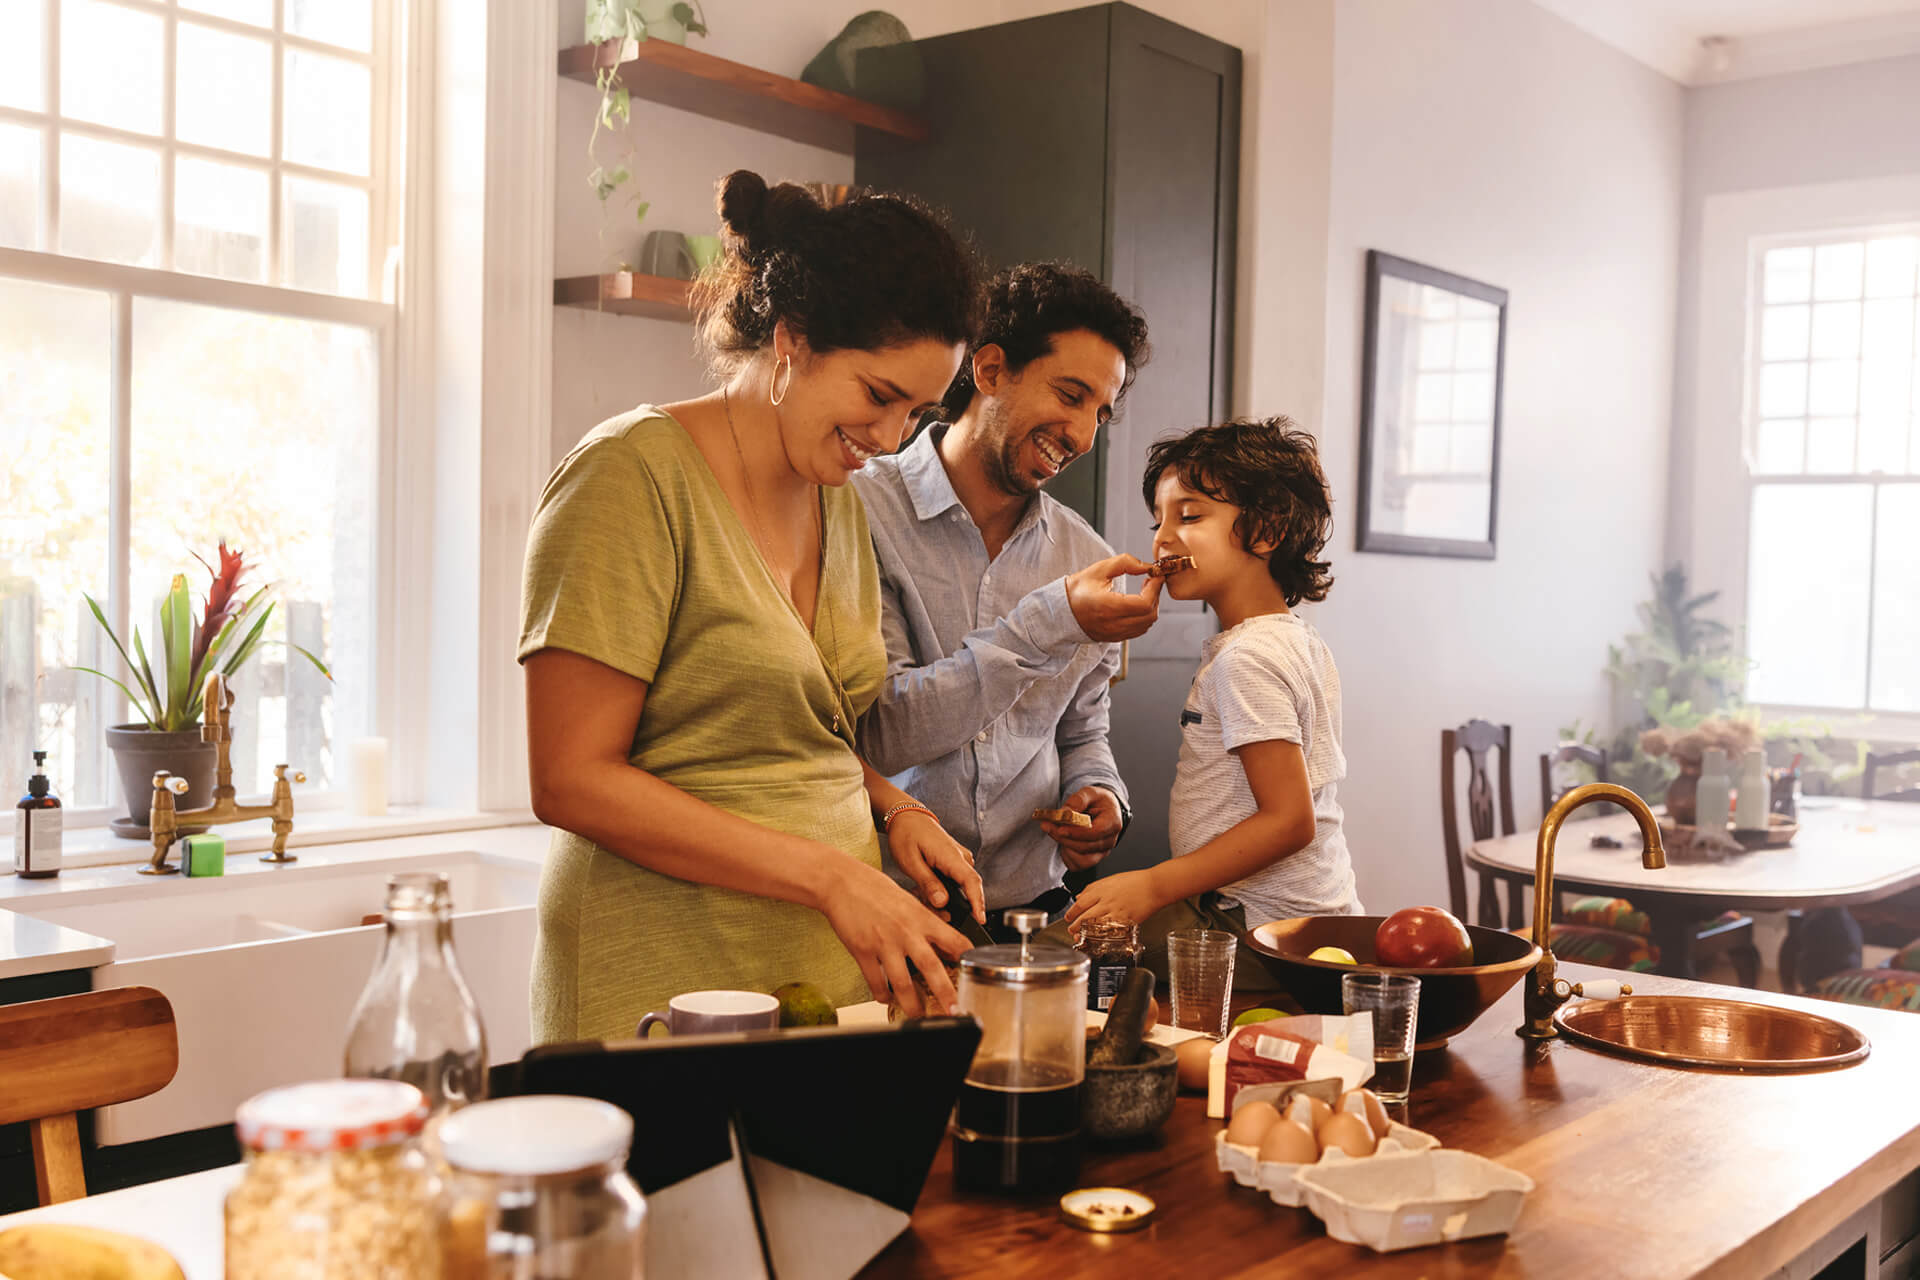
xmin=769 ymin=353 xmax=793 ymax=407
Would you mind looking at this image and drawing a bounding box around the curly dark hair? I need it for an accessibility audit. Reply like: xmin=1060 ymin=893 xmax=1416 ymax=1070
xmin=1141 ymin=416 xmax=1334 ymax=606
xmin=938 ymin=262 xmax=1149 ymax=420
xmin=691 ymin=170 xmax=983 ymax=376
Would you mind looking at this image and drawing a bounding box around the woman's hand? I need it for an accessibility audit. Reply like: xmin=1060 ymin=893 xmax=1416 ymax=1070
xmin=1063 ymin=867 xmax=1165 ymax=934
xmin=887 ymin=809 xmax=988 ymax=928
xmin=817 ymin=858 xmax=972 ymax=1017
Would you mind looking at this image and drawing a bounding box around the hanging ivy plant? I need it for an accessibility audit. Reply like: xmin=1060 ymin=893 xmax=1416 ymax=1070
xmin=583 ymin=1 xmax=710 ymax=232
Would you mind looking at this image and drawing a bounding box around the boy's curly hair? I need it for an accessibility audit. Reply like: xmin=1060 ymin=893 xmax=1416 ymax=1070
xmin=1141 ymin=416 xmax=1334 ymax=606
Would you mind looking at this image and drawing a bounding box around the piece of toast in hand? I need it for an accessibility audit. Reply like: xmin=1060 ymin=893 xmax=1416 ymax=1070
xmin=1033 ymin=807 xmax=1094 ymax=828
xmin=1147 ymin=554 xmax=1196 ymax=577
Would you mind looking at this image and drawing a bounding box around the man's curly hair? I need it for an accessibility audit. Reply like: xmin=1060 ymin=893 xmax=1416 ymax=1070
xmin=938 ymin=262 xmax=1149 ymax=420
xmin=1141 ymin=416 xmax=1335 ymax=606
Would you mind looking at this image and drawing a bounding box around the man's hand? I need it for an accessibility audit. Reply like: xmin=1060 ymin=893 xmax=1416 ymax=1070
xmin=1038 ymin=786 xmax=1124 ymax=871
xmin=1062 ymin=867 xmax=1166 ymax=933
xmin=1065 ymin=554 xmax=1162 ymax=642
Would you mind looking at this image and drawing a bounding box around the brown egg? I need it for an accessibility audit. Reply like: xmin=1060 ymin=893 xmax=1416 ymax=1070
xmin=1285 ymin=1093 xmax=1331 ymax=1133
xmin=1338 ymin=1088 xmax=1391 ymax=1140
xmin=1224 ymin=1100 xmax=1281 ymax=1148
xmin=1175 ymin=1037 xmax=1213 ymax=1092
xmin=1317 ymin=1111 xmax=1378 ymax=1158
xmin=1257 ymin=1118 xmax=1320 ymax=1165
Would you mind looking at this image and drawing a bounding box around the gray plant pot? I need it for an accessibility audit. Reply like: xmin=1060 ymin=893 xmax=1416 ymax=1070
xmin=105 ymin=724 xmax=216 ymax=839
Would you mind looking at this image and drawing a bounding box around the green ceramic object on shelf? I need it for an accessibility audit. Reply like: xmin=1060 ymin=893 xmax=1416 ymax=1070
xmin=801 ymin=11 xmax=924 ymax=110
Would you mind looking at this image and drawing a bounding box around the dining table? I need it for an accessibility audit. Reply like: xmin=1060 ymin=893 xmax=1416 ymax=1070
xmin=1465 ymin=796 xmax=1920 ymax=980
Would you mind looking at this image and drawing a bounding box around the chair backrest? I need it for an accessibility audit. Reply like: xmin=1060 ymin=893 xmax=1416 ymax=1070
xmin=1440 ymin=720 xmax=1515 ymax=929
xmin=0 ymin=986 xmax=178 ymax=1204
xmin=1541 ymin=743 xmax=1610 ymax=813
xmin=1863 ymin=749 xmax=1920 ymax=803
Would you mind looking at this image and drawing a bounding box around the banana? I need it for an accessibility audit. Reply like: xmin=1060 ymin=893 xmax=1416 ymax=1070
xmin=0 ymin=1224 xmax=185 ymax=1280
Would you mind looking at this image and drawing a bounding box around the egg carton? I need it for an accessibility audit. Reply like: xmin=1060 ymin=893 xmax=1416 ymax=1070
xmin=1214 ymin=1121 xmax=1441 ymax=1207
xmin=1293 ymin=1148 xmax=1534 ymax=1252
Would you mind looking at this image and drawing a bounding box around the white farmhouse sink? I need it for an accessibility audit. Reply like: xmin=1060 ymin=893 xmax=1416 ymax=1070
xmin=13 ymin=850 xmax=538 ymax=1144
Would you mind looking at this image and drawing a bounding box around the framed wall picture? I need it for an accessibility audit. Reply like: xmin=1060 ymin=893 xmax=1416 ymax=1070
xmin=1356 ymin=250 xmax=1509 ymax=559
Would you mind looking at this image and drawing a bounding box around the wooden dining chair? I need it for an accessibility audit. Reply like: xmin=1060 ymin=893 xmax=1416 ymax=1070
xmin=0 ymin=987 xmax=179 ymax=1204
xmin=1849 ymin=749 xmax=1920 ymax=950
xmin=1537 ymin=745 xmax=1761 ymax=987
xmin=1442 ymin=721 xmax=1654 ymax=974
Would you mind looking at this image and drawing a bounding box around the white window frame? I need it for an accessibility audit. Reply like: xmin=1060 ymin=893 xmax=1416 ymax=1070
xmin=1 ymin=0 xmax=408 ymax=829
xmin=1687 ymin=175 xmax=1920 ymax=744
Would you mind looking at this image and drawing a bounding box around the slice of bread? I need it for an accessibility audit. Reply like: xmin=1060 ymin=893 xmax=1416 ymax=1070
xmin=1033 ymin=807 xmax=1094 ymax=828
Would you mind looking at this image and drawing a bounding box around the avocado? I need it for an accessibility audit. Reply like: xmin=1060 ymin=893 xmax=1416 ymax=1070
xmin=772 ymin=982 xmax=839 ymax=1028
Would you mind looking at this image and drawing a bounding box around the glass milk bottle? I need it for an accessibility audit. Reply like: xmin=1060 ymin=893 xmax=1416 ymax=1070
xmin=344 ymin=871 xmax=488 ymax=1120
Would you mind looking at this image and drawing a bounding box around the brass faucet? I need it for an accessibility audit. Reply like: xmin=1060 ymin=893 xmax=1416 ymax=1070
xmin=140 ymin=673 xmax=307 ymax=875
xmin=1518 ymin=782 xmax=1666 ymax=1039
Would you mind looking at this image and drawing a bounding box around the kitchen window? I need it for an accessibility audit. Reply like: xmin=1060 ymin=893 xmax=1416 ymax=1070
xmin=0 ymin=0 xmax=399 ymax=820
xmin=1742 ymin=231 xmax=1920 ymax=714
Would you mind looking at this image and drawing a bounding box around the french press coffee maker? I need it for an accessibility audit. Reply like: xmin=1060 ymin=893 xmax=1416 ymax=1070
xmin=951 ymin=908 xmax=1089 ymax=1194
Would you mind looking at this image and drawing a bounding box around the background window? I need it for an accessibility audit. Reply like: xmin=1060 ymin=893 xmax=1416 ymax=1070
xmin=1746 ymin=233 xmax=1920 ymax=711
xmin=0 ymin=0 xmax=393 ymax=817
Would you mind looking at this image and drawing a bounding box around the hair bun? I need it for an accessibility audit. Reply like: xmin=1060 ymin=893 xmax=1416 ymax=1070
xmin=717 ymin=169 xmax=771 ymax=249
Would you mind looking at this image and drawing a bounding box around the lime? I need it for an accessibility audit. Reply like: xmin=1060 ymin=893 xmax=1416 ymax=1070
xmin=1307 ymin=946 xmax=1357 ymax=965
xmin=771 ymin=982 xmax=838 ymax=1027
xmin=1232 ymin=1007 xmax=1290 ymax=1027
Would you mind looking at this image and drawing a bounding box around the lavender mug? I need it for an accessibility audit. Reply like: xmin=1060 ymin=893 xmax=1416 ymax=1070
xmin=637 ymin=990 xmax=781 ymax=1038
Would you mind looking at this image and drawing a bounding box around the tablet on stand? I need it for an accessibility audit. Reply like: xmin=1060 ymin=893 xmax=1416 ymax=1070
xmin=513 ymin=1016 xmax=981 ymax=1280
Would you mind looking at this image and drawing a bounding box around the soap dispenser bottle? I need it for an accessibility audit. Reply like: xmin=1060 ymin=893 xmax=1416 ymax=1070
xmin=1696 ymin=748 xmax=1732 ymax=832
xmin=1734 ymin=748 xmax=1770 ymax=831
xmin=14 ymin=750 xmax=62 ymax=879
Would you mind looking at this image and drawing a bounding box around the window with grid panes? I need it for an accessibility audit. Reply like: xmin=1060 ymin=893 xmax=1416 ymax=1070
xmin=1746 ymin=233 xmax=1920 ymax=713
xmin=0 ymin=0 xmax=393 ymax=818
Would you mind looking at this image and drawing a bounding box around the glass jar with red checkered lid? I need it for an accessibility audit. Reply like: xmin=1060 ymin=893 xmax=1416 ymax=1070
xmin=225 ymin=1078 xmax=443 ymax=1278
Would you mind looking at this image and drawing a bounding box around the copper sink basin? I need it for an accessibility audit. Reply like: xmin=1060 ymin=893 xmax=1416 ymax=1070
xmin=1552 ymin=995 xmax=1870 ymax=1072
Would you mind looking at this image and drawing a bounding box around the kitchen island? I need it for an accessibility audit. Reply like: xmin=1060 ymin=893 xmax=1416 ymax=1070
xmin=866 ymin=964 xmax=1920 ymax=1279
xmin=2 ymin=963 xmax=1915 ymax=1278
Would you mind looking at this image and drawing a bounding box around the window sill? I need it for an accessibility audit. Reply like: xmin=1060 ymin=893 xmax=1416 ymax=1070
xmin=49 ymin=807 xmax=539 ymax=870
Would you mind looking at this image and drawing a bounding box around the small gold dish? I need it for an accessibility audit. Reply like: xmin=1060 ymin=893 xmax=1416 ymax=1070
xmin=1553 ymin=995 xmax=1869 ymax=1072
xmin=1059 ymin=1186 xmax=1156 ymax=1233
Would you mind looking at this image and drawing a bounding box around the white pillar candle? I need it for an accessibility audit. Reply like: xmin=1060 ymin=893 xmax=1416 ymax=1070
xmin=347 ymin=737 xmax=389 ymax=816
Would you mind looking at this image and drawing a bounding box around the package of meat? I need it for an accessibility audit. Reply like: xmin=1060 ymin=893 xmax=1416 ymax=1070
xmin=1208 ymin=1015 xmax=1375 ymax=1117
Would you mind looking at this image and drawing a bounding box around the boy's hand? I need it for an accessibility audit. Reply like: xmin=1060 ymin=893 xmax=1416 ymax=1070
xmin=1039 ymin=786 xmax=1124 ymax=870
xmin=1064 ymin=867 xmax=1164 ymax=932
xmin=1065 ymin=554 xmax=1162 ymax=642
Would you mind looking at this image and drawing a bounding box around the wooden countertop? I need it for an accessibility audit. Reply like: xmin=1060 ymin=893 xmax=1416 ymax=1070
xmin=863 ymin=965 xmax=1920 ymax=1278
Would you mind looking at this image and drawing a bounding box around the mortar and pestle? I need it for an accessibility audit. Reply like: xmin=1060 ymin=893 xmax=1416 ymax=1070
xmin=1082 ymin=968 xmax=1177 ymax=1141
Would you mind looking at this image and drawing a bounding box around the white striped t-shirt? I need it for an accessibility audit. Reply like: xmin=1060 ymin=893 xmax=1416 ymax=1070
xmin=1167 ymin=612 xmax=1361 ymax=926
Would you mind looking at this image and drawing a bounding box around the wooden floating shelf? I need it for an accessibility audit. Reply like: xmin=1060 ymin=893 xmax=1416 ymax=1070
xmin=554 ymin=272 xmax=694 ymax=321
xmin=556 ymin=38 xmax=930 ymax=155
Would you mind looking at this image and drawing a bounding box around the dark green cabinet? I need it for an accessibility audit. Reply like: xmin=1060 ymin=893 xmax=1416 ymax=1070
xmin=856 ymin=2 xmax=1239 ymax=542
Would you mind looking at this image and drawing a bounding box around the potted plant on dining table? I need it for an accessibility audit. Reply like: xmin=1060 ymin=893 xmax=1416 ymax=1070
xmin=75 ymin=542 xmax=330 ymax=838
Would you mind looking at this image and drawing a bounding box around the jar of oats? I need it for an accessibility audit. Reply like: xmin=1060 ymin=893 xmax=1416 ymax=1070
xmin=226 ymin=1078 xmax=443 ymax=1279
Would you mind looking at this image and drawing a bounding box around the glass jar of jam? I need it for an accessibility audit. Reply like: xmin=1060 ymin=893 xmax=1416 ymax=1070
xmin=1076 ymin=918 xmax=1141 ymax=1012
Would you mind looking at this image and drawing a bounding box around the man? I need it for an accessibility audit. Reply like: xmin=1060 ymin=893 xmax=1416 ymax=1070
xmin=855 ymin=262 xmax=1155 ymax=939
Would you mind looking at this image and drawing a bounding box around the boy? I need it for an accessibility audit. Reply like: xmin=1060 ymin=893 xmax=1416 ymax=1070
xmin=1065 ymin=417 xmax=1361 ymax=976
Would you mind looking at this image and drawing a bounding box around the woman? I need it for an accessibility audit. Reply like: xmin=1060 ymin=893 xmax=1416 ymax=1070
xmin=520 ymin=171 xmax=987 ymax=1043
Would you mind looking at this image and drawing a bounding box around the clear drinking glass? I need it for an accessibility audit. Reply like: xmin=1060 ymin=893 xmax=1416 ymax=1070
xmin=1168 ymin=929 xmax=1237 ymax=1039
xmin=1342 ymin=971 xmax=1420 ymax=1104
xmin=343 ymin=872 xmax=489 ymax=1119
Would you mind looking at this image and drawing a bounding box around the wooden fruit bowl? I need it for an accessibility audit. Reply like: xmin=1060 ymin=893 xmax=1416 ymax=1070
xmin=1246 ymin=917 xmax=1541 ymax=1050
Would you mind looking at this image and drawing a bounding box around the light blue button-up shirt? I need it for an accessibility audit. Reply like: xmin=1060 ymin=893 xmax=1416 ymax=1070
xmin=853 ymin=426 xmax=1127 ymax=910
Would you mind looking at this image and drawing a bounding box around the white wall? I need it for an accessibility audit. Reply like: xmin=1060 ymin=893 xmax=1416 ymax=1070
xmin=1668 ymin=53 xmax=1920 ymax=579
xmin=1314 ymin=0 xmax=1684 ymax=912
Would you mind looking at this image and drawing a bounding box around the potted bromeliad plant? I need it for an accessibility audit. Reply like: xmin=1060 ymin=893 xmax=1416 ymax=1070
xmin=76 ymin=542 xmax=330 ymax=837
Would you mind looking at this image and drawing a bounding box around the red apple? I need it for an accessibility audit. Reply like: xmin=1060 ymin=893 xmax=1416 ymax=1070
xmin=1374 ymin=906 xmax=1474 ymax=968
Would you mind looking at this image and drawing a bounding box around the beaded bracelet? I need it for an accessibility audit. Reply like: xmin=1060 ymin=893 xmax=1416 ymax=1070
xmin=882 ymin=800 xmax=937 ymax=832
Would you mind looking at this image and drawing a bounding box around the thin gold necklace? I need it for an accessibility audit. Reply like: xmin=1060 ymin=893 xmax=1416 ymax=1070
xmin=722 ymin=386 xmax=851 ymax=735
